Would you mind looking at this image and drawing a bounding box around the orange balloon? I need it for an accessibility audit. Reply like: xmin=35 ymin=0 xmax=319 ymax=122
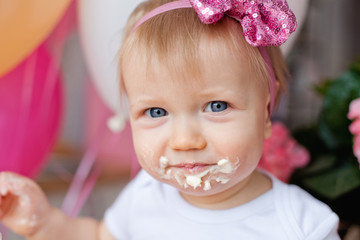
xmin=0 ymin=0 xmax=71 ymax=77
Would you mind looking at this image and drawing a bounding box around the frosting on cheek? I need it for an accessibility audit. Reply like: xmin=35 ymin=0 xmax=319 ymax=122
xmin=158 ymin=157 xmax=239 ymax=191
xmin=159 ymin=156 xmax=169 ymax=169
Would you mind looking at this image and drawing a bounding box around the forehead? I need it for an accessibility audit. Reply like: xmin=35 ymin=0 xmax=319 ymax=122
xmin=121 ymin=34 xmax=267 ymax=93
xmin=121 ymin=45 xmax=268 ymax=108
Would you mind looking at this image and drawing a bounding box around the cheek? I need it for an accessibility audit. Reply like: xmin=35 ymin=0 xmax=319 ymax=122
xmin=131 ymin=128 xmax=166 ymax=174
xmin=132 ymin=129 xmax=154 ymax=165
xmin=210 ymin=118 xmax=265 ymax=158
xmin=220 ymin=135 xmax=264 ymax=168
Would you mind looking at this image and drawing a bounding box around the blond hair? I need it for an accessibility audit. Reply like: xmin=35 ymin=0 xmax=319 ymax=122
xmin=118 ymin=0 xmax=288 ymax=107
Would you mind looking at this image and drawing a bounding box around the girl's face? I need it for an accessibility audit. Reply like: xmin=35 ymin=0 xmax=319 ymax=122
xmin=122 ymin=43 xmax=271 ymax=200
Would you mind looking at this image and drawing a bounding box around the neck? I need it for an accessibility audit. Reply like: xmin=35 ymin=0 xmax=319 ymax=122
xmin=180 ymin=170 xmax=272 ymax=210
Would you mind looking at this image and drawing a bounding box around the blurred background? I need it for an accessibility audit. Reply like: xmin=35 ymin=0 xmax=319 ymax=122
xmin=0 ymin=0 xmax=360 ymax=239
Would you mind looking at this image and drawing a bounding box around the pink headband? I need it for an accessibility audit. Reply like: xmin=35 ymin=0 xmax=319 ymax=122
xmin=132 ymin=0 xmax=297 ymax=115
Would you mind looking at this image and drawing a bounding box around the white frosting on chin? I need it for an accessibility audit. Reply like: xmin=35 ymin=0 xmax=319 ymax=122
xmin=158 ymin=157 xmax=239 ymax=191
xmin=185 ymin=169 xmax=210 ymax=189
xmin=204 ymin=180 xmax=212 ymax=191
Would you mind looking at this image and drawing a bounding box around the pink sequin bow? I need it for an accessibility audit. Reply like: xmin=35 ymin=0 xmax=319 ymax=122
xmin=189 ymin=0 xmax=297 ymax=46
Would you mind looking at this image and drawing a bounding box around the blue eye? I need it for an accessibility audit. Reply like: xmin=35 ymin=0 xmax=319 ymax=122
xmin=145 ymin=108 xmax=168 ymax=118
xmin=205 ymin=101 xmax=228 ymax=112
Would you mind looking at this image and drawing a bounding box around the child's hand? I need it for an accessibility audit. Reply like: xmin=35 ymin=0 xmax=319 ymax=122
xmin=0 ymin=172 xmax=52 ymax=237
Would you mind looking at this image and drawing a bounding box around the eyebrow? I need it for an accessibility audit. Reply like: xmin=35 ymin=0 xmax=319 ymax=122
xmin=129 ymin=95 xmax=164 ymax=109
xmin=197 ymin=86 xmax=248 ymax=99
xmin=198 ymin=87 xmax=232 ymax=97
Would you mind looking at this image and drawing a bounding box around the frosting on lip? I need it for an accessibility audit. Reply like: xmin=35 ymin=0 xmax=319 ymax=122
xmin=158 ymin=156 xmax=239 ymax=190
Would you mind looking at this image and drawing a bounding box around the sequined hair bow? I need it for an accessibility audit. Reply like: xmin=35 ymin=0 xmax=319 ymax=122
xmin=132 ymin=0 xmax=298 ymax=114
xmin=134 ymin=0 xmax=297 ymax=47
xmin=193 ymin=0 xmax=297 ymax=46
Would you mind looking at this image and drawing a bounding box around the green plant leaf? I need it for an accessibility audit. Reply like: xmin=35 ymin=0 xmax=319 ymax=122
xmin=291 ymin=59 xmax=360 ymax=200
xmin=318 ymin=70 xmax=360 ymax=149
xmin=299 ymin=155 xmax=337 ymax=176
xmin=292 ymin=126 xmax=330 ymax=161
xmin=314 ymin=79 xmax=334 ymax=96
xmin=350 ymin=58 xmax=360 ymax=73
xmin=302 ymin=161 xmax=360 ymax=199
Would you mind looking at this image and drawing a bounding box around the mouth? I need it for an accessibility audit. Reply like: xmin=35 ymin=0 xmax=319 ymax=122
xmin=158 ymin=157 xmax=237 ymax=190
xmin=171 ymin=163 xmax=216 ymax=173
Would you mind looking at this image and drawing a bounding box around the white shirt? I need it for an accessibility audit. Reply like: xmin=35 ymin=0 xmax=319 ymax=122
xmin=104 ymin=170 xmax=340 ymax=240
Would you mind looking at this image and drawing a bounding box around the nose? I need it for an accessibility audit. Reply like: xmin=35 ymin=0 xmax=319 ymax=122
xmin=169 ymin=116 xmax=207 ymax=151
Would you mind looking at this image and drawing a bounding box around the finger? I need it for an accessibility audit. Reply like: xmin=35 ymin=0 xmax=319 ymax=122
xmin=0 ymin=173 xmax=3 ymax=212
xmin=0 ymin=177 xmax=5 ymax=218
xmin=0 ymin=172 xmax=9 ymax=197
xmin=0 ymin=172 xmax=28 ymax=197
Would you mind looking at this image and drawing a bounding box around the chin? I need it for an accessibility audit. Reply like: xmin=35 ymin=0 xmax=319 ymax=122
xmin=171 ymin=177 xmax=237 ymax=197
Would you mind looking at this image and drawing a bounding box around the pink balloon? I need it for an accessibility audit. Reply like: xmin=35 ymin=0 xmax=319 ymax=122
xmin=85 ymin=79 xmax=135 ymax=172
xmin=0 ymin=45 xmax=63 ymax=178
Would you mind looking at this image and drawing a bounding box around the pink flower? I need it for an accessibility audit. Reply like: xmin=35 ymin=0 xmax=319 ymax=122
xmin=348 ymin=98 xmax=360 ymax=166
xmin=354 ymin=135 xmax=360 ymax=161
xmin=258 ymin=122 xmax=310 ymax=182
xmin=349 ymin=119 xmax=360 ymax=135
xmin=347 ymin=98 xmax=360 ymax=120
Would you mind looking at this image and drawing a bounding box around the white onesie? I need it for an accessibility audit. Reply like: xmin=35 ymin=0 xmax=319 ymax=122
xmin=105 ymin=170 xmax=340 ymax=240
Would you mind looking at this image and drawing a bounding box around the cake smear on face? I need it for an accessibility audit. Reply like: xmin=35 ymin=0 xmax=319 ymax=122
xmin=158 ymin=156 xmax=239 ymax=191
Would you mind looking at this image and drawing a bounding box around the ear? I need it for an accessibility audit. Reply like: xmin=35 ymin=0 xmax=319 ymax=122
xmin=264 ymin=93 xmax=272 ymax=139
xmin=264 ymin=80 xmax=280 ymax=139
